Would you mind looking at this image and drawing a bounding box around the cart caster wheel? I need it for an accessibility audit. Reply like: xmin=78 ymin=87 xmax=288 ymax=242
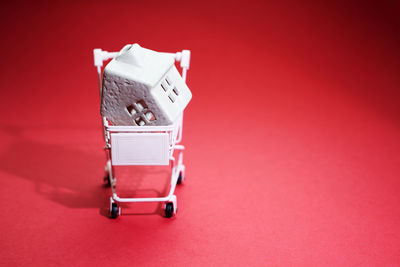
xmin=104 ymin=174 xmax=111 ymax=187
xmin=165 ymin=203 xmax=174 ymax=218
xmin=177 ymin=172 xmax=183 ymax=185
xmin=110 ymin=203 xmax=119 ymax=219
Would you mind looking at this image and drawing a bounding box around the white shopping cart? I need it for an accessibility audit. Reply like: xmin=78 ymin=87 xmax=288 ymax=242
xmin=93 ymin=47 xmax=191 ymax=218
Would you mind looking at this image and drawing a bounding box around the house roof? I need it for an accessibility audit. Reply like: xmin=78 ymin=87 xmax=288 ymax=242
xmin=104 ymin=43 xmax=175 ymax=87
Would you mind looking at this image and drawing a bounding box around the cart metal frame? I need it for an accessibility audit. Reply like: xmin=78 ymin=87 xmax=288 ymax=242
xmin=93 ymin=47 xmax=190 ymax=218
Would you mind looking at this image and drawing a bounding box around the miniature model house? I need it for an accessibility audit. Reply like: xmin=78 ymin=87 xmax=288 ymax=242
xmin=101 ymin=44 xmax=192 ymax=126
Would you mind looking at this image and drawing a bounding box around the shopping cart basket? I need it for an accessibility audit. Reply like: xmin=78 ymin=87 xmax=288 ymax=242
xmin=93 ymin=47 xmax=191 ymax=218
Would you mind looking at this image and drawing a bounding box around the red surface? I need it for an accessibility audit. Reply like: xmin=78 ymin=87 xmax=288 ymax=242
xmin=1 ymin=1 xmax=400 ymax=266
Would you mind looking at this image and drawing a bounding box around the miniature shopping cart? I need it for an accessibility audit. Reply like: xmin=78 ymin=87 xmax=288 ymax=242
xmin=93 ymin=47 xmax=191 ymax=218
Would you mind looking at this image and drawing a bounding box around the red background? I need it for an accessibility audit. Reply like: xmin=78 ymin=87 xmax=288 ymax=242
xmin=1 ymin=0 xmax=400 ymax=266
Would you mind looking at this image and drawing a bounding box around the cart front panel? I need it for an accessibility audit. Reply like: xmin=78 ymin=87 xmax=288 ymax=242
xmin=111 ymin=133 xmax=169 ymax=165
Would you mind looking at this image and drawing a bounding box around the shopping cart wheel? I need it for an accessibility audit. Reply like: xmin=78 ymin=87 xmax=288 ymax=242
xmin=104 ymin=174 xmax=111 ymax=187
xmin=165 ymin=203 xmax=174 ymax=218
xmin=177 ymin=172 xmax=185 ymax=185
xmin=110 ymin=203 xmax=119 ymax=219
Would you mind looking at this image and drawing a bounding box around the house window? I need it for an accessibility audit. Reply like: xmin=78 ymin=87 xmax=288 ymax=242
xmin=125 ymin=100 xmax=156 ymax=126
xmin=161 ymin=76 xmax=179 ymax=103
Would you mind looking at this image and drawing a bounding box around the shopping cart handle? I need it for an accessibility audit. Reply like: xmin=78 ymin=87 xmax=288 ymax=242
xmin=180 ymin=50 xmax=190 ymax=70
xmin=93 ymin=48 xmax=118 ymax=68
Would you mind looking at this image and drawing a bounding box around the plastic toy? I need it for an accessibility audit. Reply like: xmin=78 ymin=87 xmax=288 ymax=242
xmin=93 ymin=44 xmax=191 ymax=218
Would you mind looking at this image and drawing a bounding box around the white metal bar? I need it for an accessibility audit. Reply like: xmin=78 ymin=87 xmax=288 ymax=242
xmin=182 ymin=68 xmax=187 ymax=82
xmin=106 ymin=125 xmax=175 ymax=132
xmin=113 ymin=194 xmax=171 ymax=203
xmin=176 ymin=113 xmax=184 ymax=143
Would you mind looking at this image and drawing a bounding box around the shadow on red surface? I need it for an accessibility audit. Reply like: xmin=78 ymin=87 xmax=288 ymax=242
xmin=0 ymin=124 xmax=175 ymax=218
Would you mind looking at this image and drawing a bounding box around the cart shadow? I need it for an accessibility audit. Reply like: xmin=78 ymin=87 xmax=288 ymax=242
xmin=0 ymin=125 xmax=172 ymax=218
